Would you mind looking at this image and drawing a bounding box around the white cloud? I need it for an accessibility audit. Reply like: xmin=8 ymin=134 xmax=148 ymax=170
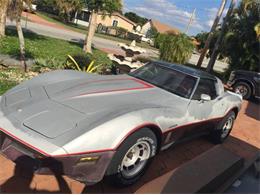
xmin=125 ymin=0 xmax=202 ymax=31
xmin=207 ymin=19 xmax=214 ymax=28
xmin=124 ymin=0 xmax=231 ymax=34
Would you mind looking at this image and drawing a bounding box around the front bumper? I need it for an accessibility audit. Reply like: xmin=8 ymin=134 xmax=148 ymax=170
xmin=0 ymin=133 xmax=115 ymax=185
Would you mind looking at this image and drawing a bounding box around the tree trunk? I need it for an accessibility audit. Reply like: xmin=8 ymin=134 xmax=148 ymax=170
xmin=197 ymin=0 xmax=227 ymax=67
xmin=206 ymin=0 xmax=236 ymax=72
xmin=83 ymin=11 xmax=98 ymax=53
xmin=16 ymin=17 xmax=27 ymax=72
xmin=0 ymin=0 xmax=8 ymax=37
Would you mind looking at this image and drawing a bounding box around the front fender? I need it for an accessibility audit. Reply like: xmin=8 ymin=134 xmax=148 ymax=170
xmin=62 ymin=108 xmax=165 ymax=155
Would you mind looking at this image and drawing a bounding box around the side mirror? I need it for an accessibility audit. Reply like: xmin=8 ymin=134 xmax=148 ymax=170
xmin=200 ymin=94 xmax=211 ymax=102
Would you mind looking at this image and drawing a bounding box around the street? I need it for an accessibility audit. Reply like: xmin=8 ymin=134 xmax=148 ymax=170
xmin=6 ymin=19 xmax=159 ymax=58
xmin=6 ymin=18 xmax=228 ymax=73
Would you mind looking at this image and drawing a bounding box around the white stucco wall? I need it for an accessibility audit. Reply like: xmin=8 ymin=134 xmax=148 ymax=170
xmin=140 ymin=21 xmax=152 ymax=36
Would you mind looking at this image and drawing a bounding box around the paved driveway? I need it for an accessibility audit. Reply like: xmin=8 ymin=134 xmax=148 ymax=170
xmin=0 ymin=100 xmax=259 ymax=193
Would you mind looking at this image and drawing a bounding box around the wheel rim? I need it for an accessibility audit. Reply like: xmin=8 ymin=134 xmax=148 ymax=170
xmin=235 ymin=85 xmax=248 ymax=97
xmin=221 ymin=116 xmax=234 ymax=139
xmin=120 ymin=141 xmax=151 ymax=178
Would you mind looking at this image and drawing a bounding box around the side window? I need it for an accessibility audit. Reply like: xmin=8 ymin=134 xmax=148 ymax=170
xmin=192 ymin=79 xmax=218 ymax=100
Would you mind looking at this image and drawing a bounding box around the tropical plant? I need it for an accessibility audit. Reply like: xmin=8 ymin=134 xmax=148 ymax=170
xmin=66 ymin=55 xmax=100 ymax=73
xmin=83 ymin=0 xmax=122 ymax=53
xmin=34 ymin=0 xmax=59 ymax=15
xmin=8 ymin=0 xmax=33 ymax=72
xmin=55 ymin=0 xmax=84 ymax=23
xmin=0 ymin=0 xmax=9 ymax=37
xmin=160 ymin=34 xmax=194 ymax=64
xmin=195 ymin=32 xmax=209 ymax=51
xmin=218 ymin=0 xmax=259 ymax=74
xmin=32 ymin=57 xmax=65 ymax=72
xmin=154 ymin=33 xmax=168 ymax=49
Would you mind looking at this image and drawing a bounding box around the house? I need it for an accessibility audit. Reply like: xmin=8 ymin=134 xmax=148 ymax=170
xmin=141 ymin=19 xmax=180 ymax=37
xmin=74 ymin=10 xmax=136 ymax=32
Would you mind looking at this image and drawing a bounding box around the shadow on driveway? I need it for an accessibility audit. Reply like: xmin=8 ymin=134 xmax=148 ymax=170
xmin=0 ymin=156 xmax=71 ymax=194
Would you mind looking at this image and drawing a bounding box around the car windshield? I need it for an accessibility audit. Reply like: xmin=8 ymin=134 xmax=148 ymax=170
xmin=129 ymin=62 xmax=198 ymax=99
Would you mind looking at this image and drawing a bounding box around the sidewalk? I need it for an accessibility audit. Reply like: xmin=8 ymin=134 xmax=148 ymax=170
xmin=22 ymin=12 xmax=72 ymax=31
xmin=0 ymin=100 xmax=259 ymax=193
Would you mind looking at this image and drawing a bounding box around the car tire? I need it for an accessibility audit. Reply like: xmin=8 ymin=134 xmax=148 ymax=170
xmin=105 ymin=128 xmax=158 ymax=187
xmin=210 ymin=111 xmax=236 ymax=144
xmin=233 ymin=81 xmax=252 ymax=100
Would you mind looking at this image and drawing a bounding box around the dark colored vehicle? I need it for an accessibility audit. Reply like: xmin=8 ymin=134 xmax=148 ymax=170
xmin=227 ymin=70 xmax=260 ymax=100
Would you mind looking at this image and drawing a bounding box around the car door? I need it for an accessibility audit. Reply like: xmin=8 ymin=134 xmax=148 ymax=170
xmin=185 ymin=78 xmax=225 ymax=138
xmin=160 ymin=72 xmax=198 ymax=145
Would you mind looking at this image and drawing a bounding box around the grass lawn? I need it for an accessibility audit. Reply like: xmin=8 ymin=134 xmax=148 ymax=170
xmin=0 ymin=28 xmax=113 ymax=94
xmin=0 ymin=28 xmax=112 ymax=65
xmin=0 ymin=80 xmax=17 ymax=95
xmin=36 ymin=12 xmax=155 ymax=50
xmin=0 ymin=68 xmax=36 ymax=95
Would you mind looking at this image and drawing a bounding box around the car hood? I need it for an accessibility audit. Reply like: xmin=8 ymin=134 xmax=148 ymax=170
xmin=0 ymin=70 xmax=176 ymax=140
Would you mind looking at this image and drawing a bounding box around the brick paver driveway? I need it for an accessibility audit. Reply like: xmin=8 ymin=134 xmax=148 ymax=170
xmin=0 ymin=100 xmax=259 ymax=193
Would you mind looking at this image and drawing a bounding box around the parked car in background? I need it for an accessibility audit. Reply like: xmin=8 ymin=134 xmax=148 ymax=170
xmin=227 ymin=70 xmax=260 ymax=100
xmin=0 ymin=61 xmax=242 ymax=186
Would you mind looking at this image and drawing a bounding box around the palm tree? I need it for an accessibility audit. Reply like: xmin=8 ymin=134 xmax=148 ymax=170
xmin=160 ymin=34 xmax=194 ymax=64
xmin=83 ymin=0 xmax=122 ymax=53
xmin=55 ymin=0 xmax=84 ymax=23
xmin=0 ymin=0 xmax=9 ymax=37
xmin=8 ymin=0 xmax=32 ymax=72
xmin=220 ymin=0 xmax=259 ymax=73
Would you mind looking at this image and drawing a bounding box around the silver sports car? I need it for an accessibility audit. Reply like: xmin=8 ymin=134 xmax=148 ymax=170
xmin=0 ymin=61 xmax=242 ymax=186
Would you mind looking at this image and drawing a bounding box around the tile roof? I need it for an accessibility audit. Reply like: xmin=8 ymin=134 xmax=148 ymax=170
xmin=151 ymin=19 xmax=180 ymax=34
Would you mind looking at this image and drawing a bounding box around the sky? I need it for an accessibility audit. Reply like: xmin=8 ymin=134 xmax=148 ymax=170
xmin=123 ymin=0 xmax=236 ymax=35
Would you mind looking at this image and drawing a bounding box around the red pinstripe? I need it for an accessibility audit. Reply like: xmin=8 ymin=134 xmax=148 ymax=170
xmin=72 ymin=78 xmax=154 ymax=98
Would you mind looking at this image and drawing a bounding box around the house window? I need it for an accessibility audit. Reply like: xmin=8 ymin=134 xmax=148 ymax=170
xmin=112 ymin=20 xmax=118 ymax=27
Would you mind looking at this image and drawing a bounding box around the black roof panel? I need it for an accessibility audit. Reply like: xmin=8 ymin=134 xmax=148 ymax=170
xmin=154 ymin=60 xmax=217 ymax=80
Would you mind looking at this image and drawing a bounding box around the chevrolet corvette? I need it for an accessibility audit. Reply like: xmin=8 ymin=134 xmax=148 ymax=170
xmin=0 ymin=61 xmax=242 ymax=186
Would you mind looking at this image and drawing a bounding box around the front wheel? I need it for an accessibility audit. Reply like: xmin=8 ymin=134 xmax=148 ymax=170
xmin=211 ymin=111 xmax=236 ymax=144
xmin=105 ymin=128 xmax=157 ymax=187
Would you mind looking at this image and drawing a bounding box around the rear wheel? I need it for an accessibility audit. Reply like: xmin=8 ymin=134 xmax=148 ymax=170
xmin=234 ymin=81 xmax=252 ymax=100
xmin=105 ymin=128 xmax=157 ymax=187
xmin=211 ymin=111 xmax=236 ymax=144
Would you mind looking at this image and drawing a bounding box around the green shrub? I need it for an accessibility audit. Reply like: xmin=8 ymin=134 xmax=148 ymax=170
xmin=107 ymin=26 xmax=128 ymax=38
xmin=160 ymin=34 xmax=194 ymax=64
xmin=65 ymin=54 xmax=93 ymax=70
xmin=154 ymin=33 xmax=168 ymax=49
xmin=65 ymin=51 xmax=113 ymax=74
xmin=32 ymin=57 xmax=65 ymax=72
